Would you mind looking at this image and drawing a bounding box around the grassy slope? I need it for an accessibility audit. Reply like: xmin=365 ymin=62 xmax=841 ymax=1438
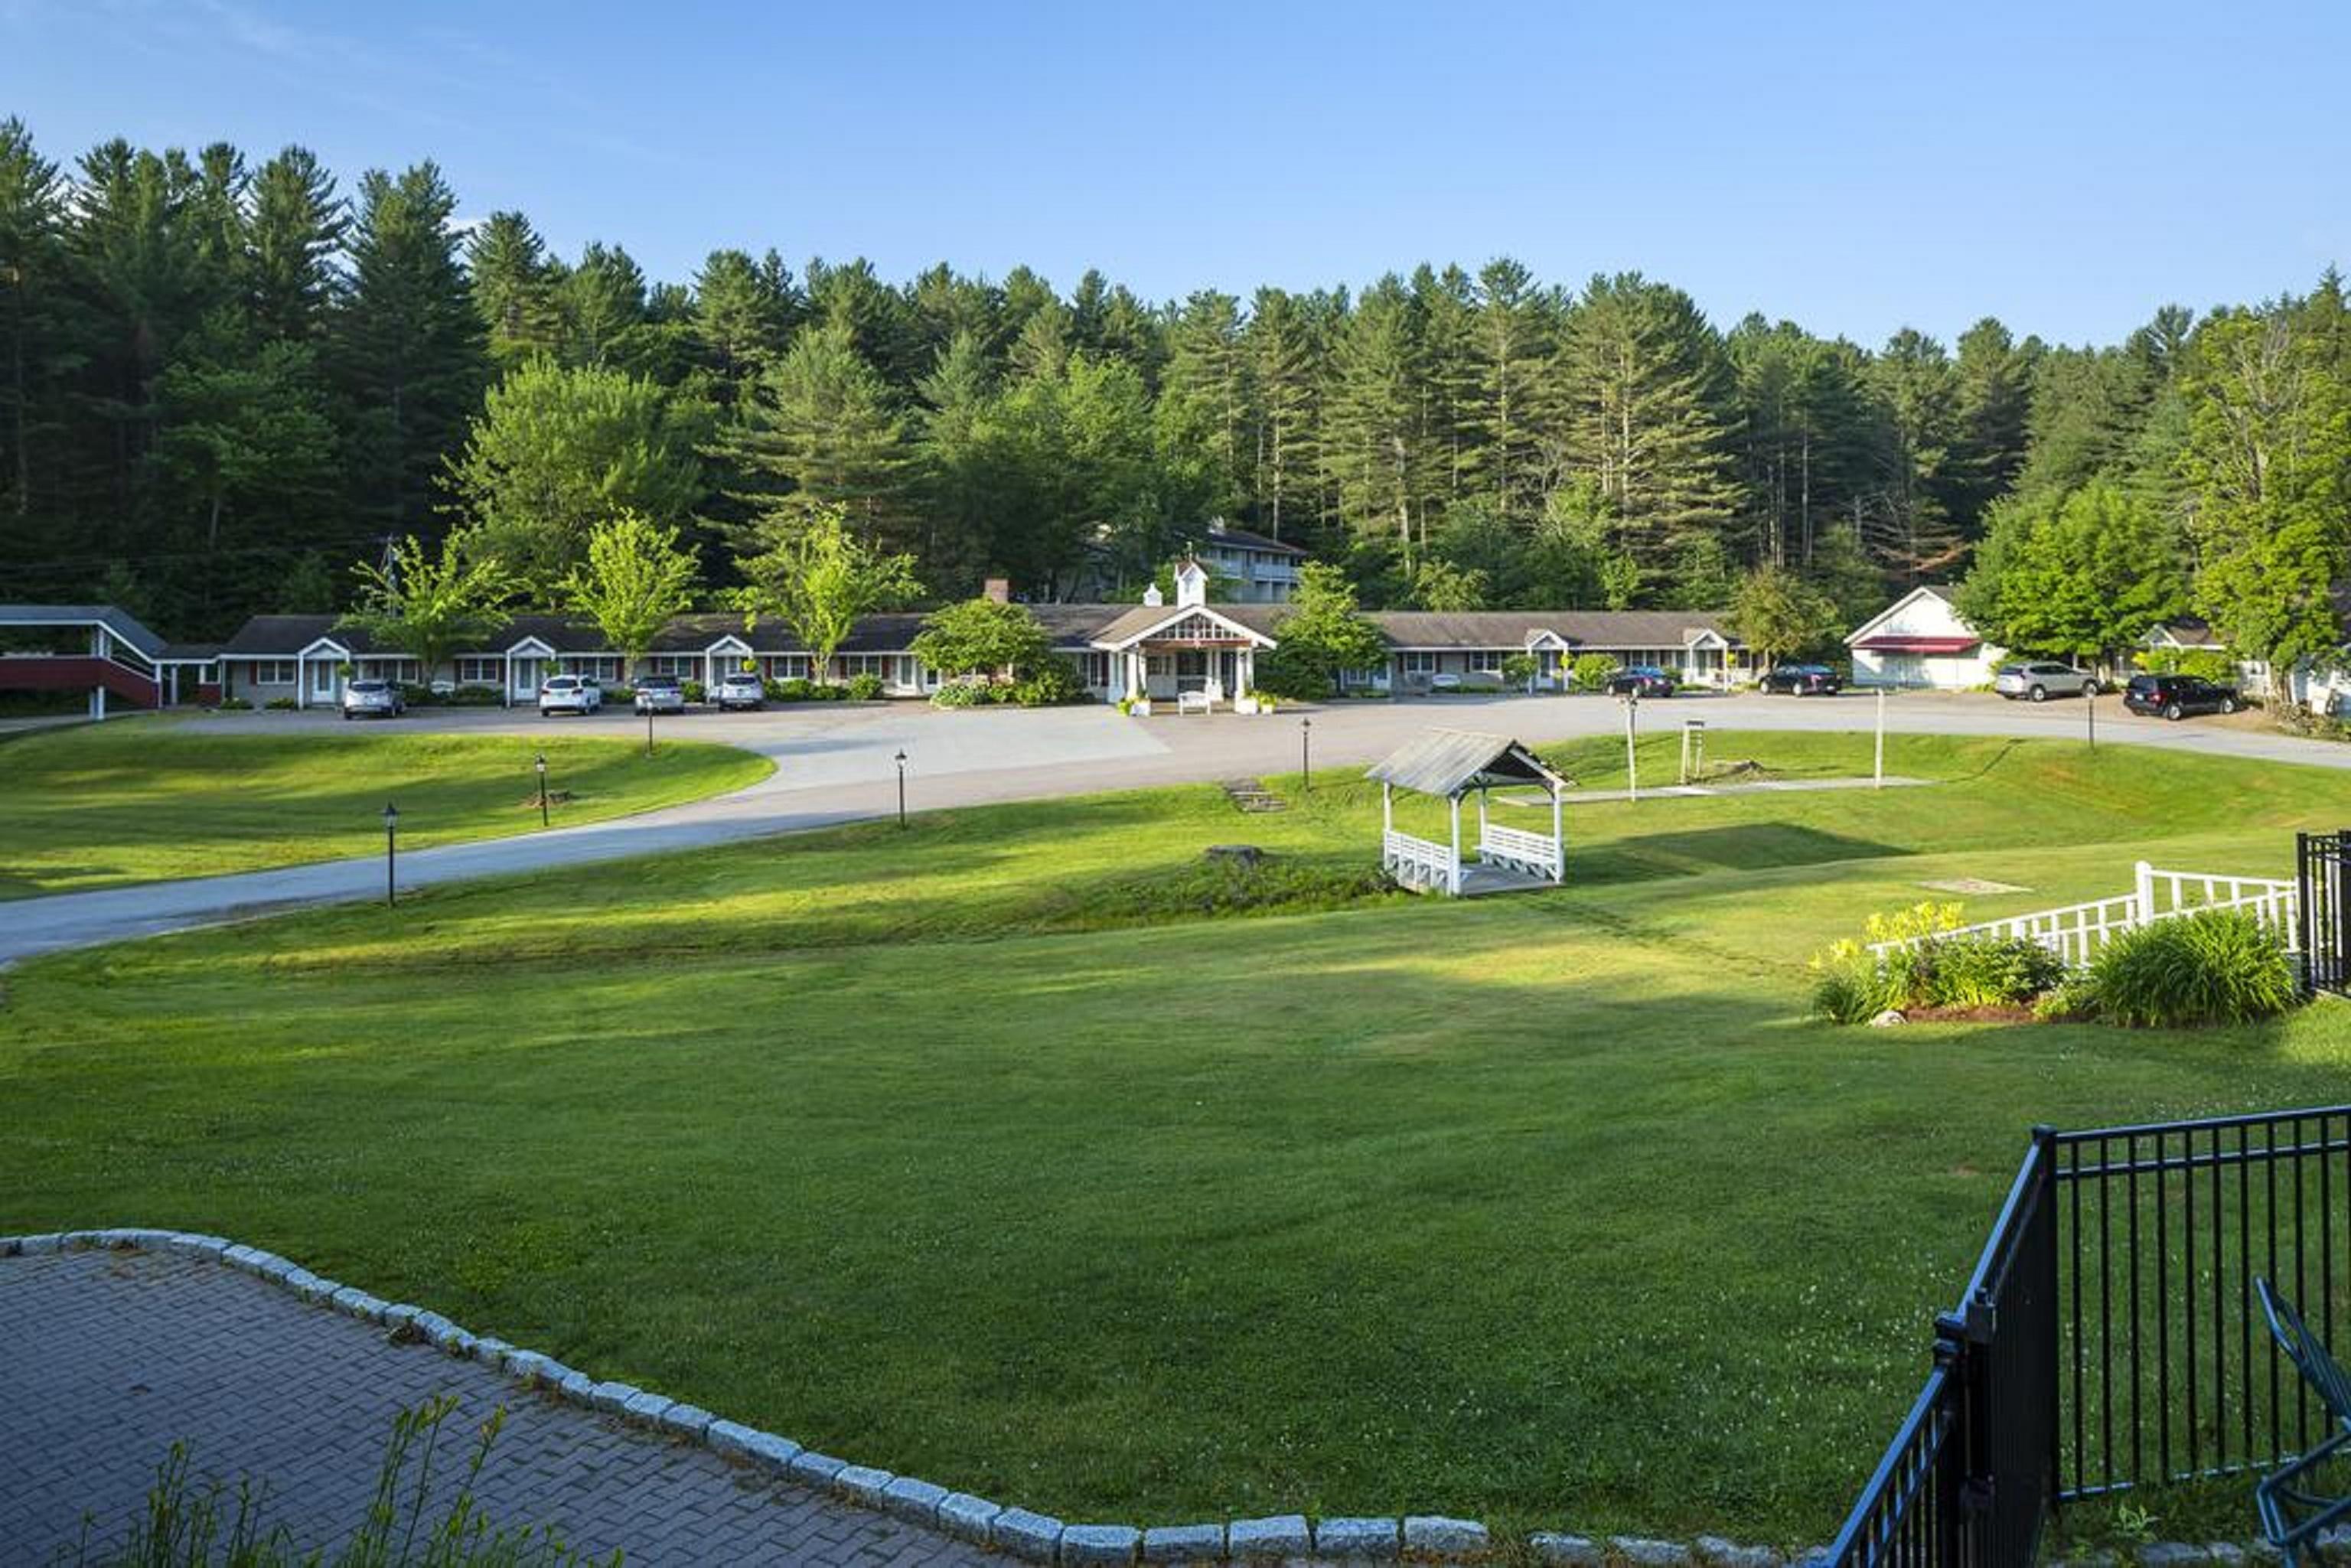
xmin=0 ymin=724 xmax=773 ymax=897
xmin=4 ymin=732 xmax=2347 ymax=1544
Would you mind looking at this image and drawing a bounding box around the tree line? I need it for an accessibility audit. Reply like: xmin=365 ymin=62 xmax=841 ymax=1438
xmin=2 ymin=118 xmax=2345 ymax=678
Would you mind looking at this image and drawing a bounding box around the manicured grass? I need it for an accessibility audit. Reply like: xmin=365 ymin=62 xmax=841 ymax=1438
xmin=5 ymin=733 xmax=2350 ymax=1545
xmin=0 ymin=723 xmax=772 ymax=897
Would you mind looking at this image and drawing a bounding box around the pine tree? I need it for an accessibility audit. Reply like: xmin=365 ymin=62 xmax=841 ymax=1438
xmin=1554 ymin=273 xmax=1740 ymax=584
xmin=1244 ymin=286 xmax=1320 ymax=543
xmin=0 ymin=118 xmax=78 ymax=524
xmin=1411 ymin=265 xmax=1480 ymax=508
xmin=465 ymin=211 xmax=562 ymax=367
xmin=1949 ymin=318 xmax=2034 ymax=530
xmin=690 ymin=248 xmax=796 ymax=406
xmin=1322 ymin=276 xmax=1430 ymax=570
xmin=1159 ymin=291 xmax=1247 ymax=513
xmin=1469 ymin=256 xmax=1556 ymax=509
xmin=334 ymin=161 xmax=486 ymax=538
xmin=718 ymin=319 xmax=921 ymax=551
xmin=1858 ymin=328 xmax=1964 ymax=582
xmin=560 ymin=241 xmax=648 ymax=369
xmin=246 ymin=146 xmax=345 ymax=344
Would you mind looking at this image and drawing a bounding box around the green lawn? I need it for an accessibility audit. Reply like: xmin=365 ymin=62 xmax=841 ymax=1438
xmin=5 ymin=732 xmax=2349 ymax=1547
xmin=0 ymin=723 xmax=772 ymax=897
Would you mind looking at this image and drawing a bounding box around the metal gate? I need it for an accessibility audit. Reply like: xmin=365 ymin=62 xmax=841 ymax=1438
xmin=2295 ymin=830 xmax=2351 ymax=995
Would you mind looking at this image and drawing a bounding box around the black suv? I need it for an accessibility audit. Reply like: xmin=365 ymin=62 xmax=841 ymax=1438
xmin=1604 ymin=664 xmax=1677 ymax=698
xmin=1758 ymin=663 xmax=1841 ymax=696
xmin=2123 ymin=673 xmax=2241 ymax=721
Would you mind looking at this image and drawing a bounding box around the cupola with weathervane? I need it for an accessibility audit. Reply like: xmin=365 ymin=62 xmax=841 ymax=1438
xmin=1174 ymin=556 xmax=1209 ymax=608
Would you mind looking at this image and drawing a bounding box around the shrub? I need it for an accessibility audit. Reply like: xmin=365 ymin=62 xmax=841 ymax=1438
xmin=605 ymin=683 xmax=634 ymax=703
xmin=768 ymin=676 xmax=814 ymax=703
xmin=2135 ymin=646 xmax=2239 ymax=683
xmin=931 ymin=678 xmax=986 ymax=709
xmin=397 ymin=682 xmax=437 ymax=706
xmin=682 ymin=680 xmax=706 ymax=704
xmin=1502 ymin=651 xmax=1541 ymax=690
xmin=846 ymin=672 xmax=886 ymax=700
xmin=1810 ymin=939 xmax=1894 ymax=1024
xmin=264 ymin=696 xmax=298 ymax=710
xmin=2086 ymin=910 xmax=2300 ymax=1028
xmin=1924 ymin=935 xmax=2068 ymax=1009
xmin=214 ymin=696 xmax=253 ymax=711
xmin=446 ymin=685 xmax=504 ymax=706
xmin=1011 ymin=657 xmax=1087 ymax=707
xmin=1570 ymin=652 xmax=1621 ymax=692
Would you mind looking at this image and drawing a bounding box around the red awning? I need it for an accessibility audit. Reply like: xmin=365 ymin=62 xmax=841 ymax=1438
xmin=1852 ymin=635 xmax=1981 ymax=654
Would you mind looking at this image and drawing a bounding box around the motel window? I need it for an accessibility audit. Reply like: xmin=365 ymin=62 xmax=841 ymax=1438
xmin=565 ymin=656 xmax=620 ymax=681
xmin=836 ymin=654 xmax=892 ymax=678
xmin=646 ymin=654 xmax=700 ymax=678
xmin=761 ymin=654 xmax=811 ymax=680
xmin=455 ymin=657 xmax=504 ymax=685
xmin=1468 ymin=650 xmax=1503 ymax=674
xmin=1081 ymin=652 xmax=1110 ymax=687
xmin=1402 ymin=651 xmax=1437 ymax=674
xmin=247 ymin=659 xmax=298 ymax=684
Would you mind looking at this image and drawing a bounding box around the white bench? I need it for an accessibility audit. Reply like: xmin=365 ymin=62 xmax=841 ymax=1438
xmin=1177 ymin=689 xmax=1212 ymax=716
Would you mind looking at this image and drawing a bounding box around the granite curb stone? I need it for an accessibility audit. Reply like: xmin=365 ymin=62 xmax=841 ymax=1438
xmin=882 ymin=1475 xmax=951 ymax=1526
xmin=1528 ymin=1536 xmax=1603 ymax=1567
xmin=990 ymin=1506 xmax=1067 ymax=1562
xmin=787 ymin=1449 xmax=849 ymax=1487
xmin=1228 ymin=1515 xmax=1314 ymax=1560
xmin=1061 ymin=1523 xmax=1144 ymax=1563
xmin=1142 ymin=1523 xmax=1227 ymax=1562
xmin=833 ymin=1463 xmax=895 ymax=1509
xmin=937 ymin=1492 xmax=1004 ymax=1544
xmin=1404 ymin=1516 xmax=1489 ymax=1557
xmin=1696 ymin=1537 xmax=1784 ymax=1566
xmin=1315 ymin=1517 xmax=1402 ymax=1558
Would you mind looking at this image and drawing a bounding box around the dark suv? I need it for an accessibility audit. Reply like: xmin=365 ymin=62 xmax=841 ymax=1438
xmin=2123 ymin=673 xmax=2241 ymax=721
xmin=1759 ymin=663 xmax=1841 ymax=696
xmin=1604 ymin=664 xmax=1677 ymax=698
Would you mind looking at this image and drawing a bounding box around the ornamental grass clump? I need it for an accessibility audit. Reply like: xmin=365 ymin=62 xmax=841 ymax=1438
xmin=1808 ymin=901 xmax=2066 ymax=1022
xmin=2085 ymin=908 xmax=2300 ymax=1028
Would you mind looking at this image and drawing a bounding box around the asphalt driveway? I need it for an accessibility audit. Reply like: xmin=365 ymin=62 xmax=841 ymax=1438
xmin=3 ymin=689 xmax=2340 ymax=965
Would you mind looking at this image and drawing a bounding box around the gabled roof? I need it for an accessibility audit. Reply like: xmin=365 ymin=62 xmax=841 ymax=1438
xmin=0 ymin=603 xmax=168 ymax=659
xmin=1844 ymin=585 xmax=1965 ymax=647
xmin=1202 ymin=520 xmax=1309 ymax=557
xmin=1088 ymin=602 xmax=1283 ymax=648
xmin=1368 ymin=729 xmax=1568 ymax=798
xmin=1367 ymin=609 xmax=1739 ymax=650
xmin=2141 ymin=617 xmax=2225 ymax=650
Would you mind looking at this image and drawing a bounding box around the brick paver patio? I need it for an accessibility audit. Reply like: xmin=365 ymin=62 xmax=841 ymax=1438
xmin=0 ymin=1248 xmax=996 ymax=1565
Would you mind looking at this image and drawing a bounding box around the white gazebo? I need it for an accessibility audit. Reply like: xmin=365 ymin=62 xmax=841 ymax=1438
xmin=1368 ymin=729 xmax=1568 ymax=896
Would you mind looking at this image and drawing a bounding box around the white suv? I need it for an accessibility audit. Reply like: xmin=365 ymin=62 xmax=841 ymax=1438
xmin=538 ymin=674 xmax=603 ymax=716
xmin=715 ymin=673 xmax=765 ymax=711
xmin=1994 ymin=661 xmax=2098 ymax=702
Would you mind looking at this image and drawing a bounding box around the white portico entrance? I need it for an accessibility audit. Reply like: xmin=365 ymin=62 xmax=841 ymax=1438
xmin=1091 ymin=559 xmax=1277 ymax=710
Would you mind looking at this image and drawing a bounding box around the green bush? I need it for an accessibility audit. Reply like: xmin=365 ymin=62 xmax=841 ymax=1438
xmin=2085 ymin=910 xmax=2300 ymax=1028
xmin=846 ymin=672 xmax=886 ymax=700
xmin=214 ymin=696 xmax=253 ymax=711
xmin=1925 ymin=935 xmax=2069 ymax=1009
xmin=446 ymin=685 xmax=504 ymax=706
xmin=1252 ymin=643 xmax=1333 ymax=702
xmin=682 ymin=680 xmax=706 ymax=705
xmin=397 ymin=682 xmax=437 ymax=706
xmin=1502 ymin=651 xmax=1541 ymax=690
xmin=931 ymin=678 xmax=988 ymax=708
xmin=2135 ymin=647 xmax=2239 ymax=683
xmin=1012 ymin=657 xmax=1087 ymax=707
xmin=1570 ymin=653 xmax=1621 ymax=692
xmin=264 ymin=696 xmax=298 ymax=710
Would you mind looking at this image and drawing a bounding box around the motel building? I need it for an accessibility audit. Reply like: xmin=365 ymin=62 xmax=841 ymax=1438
xmin=2 ymin=562 xmax=1759 ymax=718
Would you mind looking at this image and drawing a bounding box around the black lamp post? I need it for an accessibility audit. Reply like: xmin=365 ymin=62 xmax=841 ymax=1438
xmin=894 ymin=749 xmax=908 ymax=829
xmin=535 ymin=752 xmax=549 ymax=828
xmin=381 ymin=802 xmax=399 ymax=907
xmin=1300 ymin=715 xmax=1312 ymax=792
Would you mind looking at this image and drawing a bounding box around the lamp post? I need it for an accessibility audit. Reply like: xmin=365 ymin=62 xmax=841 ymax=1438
xmin=1874 ymin=686 xmax=1886 ymax=788
xmin=381 ymin=802 xmax=399 ymax=907
xmin=2087 ymin=678 xmax=2098 ymax=753
xmin=535 ymin=752 xmax=549 ymax=828
xmin=895 ymin=749 xmax=908 ymax=829
xmin=1300 ymin=715 xmax=1312 ymax=792
xmin=1621 ymin=692 xmax=1640 ymax=802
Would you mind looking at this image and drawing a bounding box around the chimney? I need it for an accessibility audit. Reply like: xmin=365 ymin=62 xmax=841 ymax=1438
xmin=983 ymin=577 xmax=1010 ymax=605
xmin=1141 ymin=582 xmax=1165 ymax=607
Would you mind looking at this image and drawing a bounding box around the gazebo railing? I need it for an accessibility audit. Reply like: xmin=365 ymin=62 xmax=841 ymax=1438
xmin=1480 ymin=821 xmax=1564 ymax=882
xmin=1383 ymin=830 xmax=1460 ymax=895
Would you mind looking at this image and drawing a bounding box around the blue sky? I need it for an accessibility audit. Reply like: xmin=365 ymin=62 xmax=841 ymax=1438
xmin=5 ymin=0 xmax=2346 ymax=347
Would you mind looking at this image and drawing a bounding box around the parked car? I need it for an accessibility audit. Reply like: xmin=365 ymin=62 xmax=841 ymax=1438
xmin=536 ymin=674 xmax=602 ymax=716
xmin=2123 ymin=673 xmax=2241 ymax=721
xmin=1758 ymin=663 xmax=1841 ymax=696
xmin=633 ymin=673 xmax=686 ymax=714
xmin=339 ymin=677 xmax=405 ymax=719
xmin=1994 ymin=661 xmax=2099 ymax=702
xmin=1605 ymin=664 xmax=1678 ymax=698
xmin=715 ymin=672 xmax=765 ymax=711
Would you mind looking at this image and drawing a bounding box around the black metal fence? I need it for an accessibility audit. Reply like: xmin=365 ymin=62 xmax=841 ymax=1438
xmin=1828 ymin=1105 xmax=2351 ymax=1566
xmin=2297 ymin=832 xmax=2351 ymax=996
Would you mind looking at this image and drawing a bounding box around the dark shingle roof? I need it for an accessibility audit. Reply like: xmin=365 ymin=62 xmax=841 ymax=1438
xmin=1367 ymin=609 xmax=1738 ymax=649
xmin=1202 ymin=522 xmax=1308 ymax=557
xmin=0 ymin=603 xmax=168 ymax=659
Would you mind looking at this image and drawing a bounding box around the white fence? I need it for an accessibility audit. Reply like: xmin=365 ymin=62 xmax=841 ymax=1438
xmin=1479 ymin=822 xmax=1564 ymax=883
xmin=1869 ymin=862 xmax=2300 ymax=970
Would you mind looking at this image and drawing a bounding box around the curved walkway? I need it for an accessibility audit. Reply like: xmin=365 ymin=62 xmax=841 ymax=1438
xmin=0 ymin=1247 xmax=994 ymax=1566
xmin=6 ymin=693 xmax=2346 ymax=966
